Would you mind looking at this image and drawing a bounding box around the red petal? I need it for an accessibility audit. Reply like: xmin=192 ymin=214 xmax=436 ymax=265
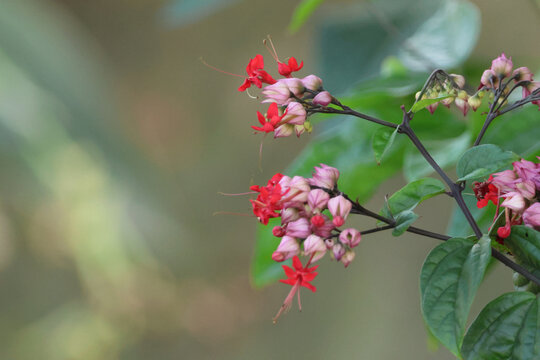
xmin=278 ymin=62 xmax=291 ymax=77
xmin=302 ymin=272 xmax=318 ymax=282
xmin=238 ymin=79 xmax=251 ymax=92
xmin=292 ymin=256 xmax=303 ymax=271
xmin=282 ymin=265 xmax=295 ymax=278
xmin=267 ymin=102 xmax=279 ymax=118
xmin=306 ymin=264 xmax=319 ymax=272
xmin=280 ymin=278 xmax=296 ymax=286
xmin=258 ymin=70 xmax=276 ymax=84
xmin=251 ymin=125 xmax=264 ymax=132
xmin=252 ymin=54 xmax=264 ymax=70
xmin=257 ymin=111 xmax=266 ymax=125
xmin=301 ymin=281 xmax=316 ymax=292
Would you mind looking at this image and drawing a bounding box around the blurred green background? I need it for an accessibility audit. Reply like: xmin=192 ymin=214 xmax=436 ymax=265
xmin=0 ymin=0 xmax=539 ymax=359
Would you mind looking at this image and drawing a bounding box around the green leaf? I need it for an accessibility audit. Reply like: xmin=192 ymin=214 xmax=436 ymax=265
xmin=372 ymin=127 xmax=398 ymax=165
xmin=420 ymin=236 xmax=492 ymax=357
xmin=382 ymin=177 xmax=446 ymax=235
xmin=251 ymin=218 xmax=289 ymax=288
xmin=456 ymin=144 xmax=519 ymax=182
xmin=288 ymin=0 xmax=325 ymax=33
xmin=461 ymin=292 xmax=539 ymax=360
xmin=404 ymin=132 xmax=470 ymax=181
xmin=410 ymin=94 xmax=452 ymax=113
xmin=506 ymin=226 xmax=540 ymax=293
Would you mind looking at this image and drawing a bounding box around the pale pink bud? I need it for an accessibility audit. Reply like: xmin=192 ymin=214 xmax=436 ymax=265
xmin=454 ymin=97 xmax=469 ymax=116
xmin=522 ymin=81 xmax=540 ymax=98
xmin=523 ymin=203 xmax=540 ymax=228
xmin=340 ymin=250 xmax=356 ymax=268
xmin=513 ymin=67 xmax=533 ymax=82
xmin=281 ymin=102 xmax=306 ymax=125
xmin=301 ymin=75 xmax=323 ymax=91
xmin=513 ymin=159 xmax=539 ymax=183
xmin=333 ymin=243 xmax=345 ymax=261
xmin=281 ymin=207 xmax=300 ymax=225
xmin=491 ymin=53 xmax=513 ymax=78
xmin=324 ymin=238 xmax=334 ymax=249
xmin=468 ymin=94 xmax=482 ymax=111
xmin=328 ymin=195 xmax=352 ymax=221
xmin=481 ymin=69 xmax=498 ymax=88
xmin=492 ymin=170 xmax=517 ymax=192
xmin=274 ymin=123 xmax=294 ymax=138
xmin=303 ymin=234 xmax=327 ymax=262
xmin=282 ymin=78 xmax=305 ymax=97
xmin=307 ymin=189 xmax=330 ymax=213
xmin=294 ymin=124 xmax=305 ymax=137
xmin=262 ymin=81 xmax=293 ymax=106
xmin=286 ymin=218 xmax=311 ymax=238
xmin=516 ymin=180 xmax=535 ymax=200
xmin=427 ymin=102 xmax=438 ymax=114
xmin=308 ymin=164 xmax=340 ymax=189
xmin=450 ymin=74 xmax=465 ymax=88
xmin=441 ymin=97 xmax=454 ymax=107
xmin=285 ymin=176 xmax=310 ymax=203
xmin=272 ymin=236 xmax=300 ymax=262
xmin=313 ymin=91 xmax=332 ymax=106
xmin=339 ymin=228 xmax=361 ymax=248
xmin=502 ymin=192 xmax=526 ymax=214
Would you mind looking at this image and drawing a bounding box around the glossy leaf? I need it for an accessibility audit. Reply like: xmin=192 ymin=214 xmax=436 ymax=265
xmin=392 ymin=210 xmax=419 ymax=236
xmin=461 ymin=292 xmax=539 ymax=360
xmin=456 ymin=144 xmax=519 ymax=182
xmin=420 ymin=236 xmax=491 ymax=357
xmin=372 ymin=127 xmax=398 ymax=164
xmin=506 ymin=226 xmax=540 ymax=293
xmin=289 ymin=0 xmax=325 ymax=33
xmin=386 ymin=177 xmax=446 ymax=215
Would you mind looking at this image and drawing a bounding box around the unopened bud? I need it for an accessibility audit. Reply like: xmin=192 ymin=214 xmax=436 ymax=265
xmin=272 ymin=236 xmax=300 ymax=262
xmin=313 ymin=91 xmax=332 ymax=106
xmin=307 ymin=189 xmax=330 ymax=213
xmin=341 ymin=250 xmax=356 ymax=268
xmin=491 ymin=53 xmax=513 ymax=78
xmin=274 ymin=123 xmax=294 ymax=138
xmin=301 ymin=75 xmax=323 ymax=91
xmin=303 ymin=121 xmax=313 ymax=133
xmin=339 ymin=228 xmax=361 ymax=247
xmin=310 ymin=214 xmax=325 ymax=228
xmin=333 ymin=243 xmax=345 ymax=261
xmin=523 ymin=203 xmax=540 ymax=228
xmin=450 ymin=74 xmax=465 ymax=88
xmin=327 ymin=195 xmax=352 ymax=221
xmin=303 ymin=234 xmax=327 ymax=262
xmin=468 ymin=94 xmax=482 ymax=111
xmin=282 ymin=102 xmax=306 ymax=125
xmin=272 ymin=226 xmax=286 ymax=237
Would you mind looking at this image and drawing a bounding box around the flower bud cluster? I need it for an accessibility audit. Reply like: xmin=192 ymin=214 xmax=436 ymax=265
xmin=415 ymin=73 xmax=476 ymax=115
xmin=251 ymin=164 xmax=362 ymax=267
xmin=474 ymin=157 xmax=540 ymax=241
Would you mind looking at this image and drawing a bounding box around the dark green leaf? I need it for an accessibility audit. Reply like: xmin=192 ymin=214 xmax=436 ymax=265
xmin=288 ymin=0 xmax=325 ymax=33
xmin=506 ymin=226 xmax=540 ymax=293
xmin=410 ymin=94 xmax=452 ymax=113
xmin=392 ymin=210 xmax=419 ymax=236
xmin=251 ymin=218 xmax=290 ymax=288
xmin=372 ymin=127 xmax=398 ymax=164
xmin=420 ymin=236 xmax=491 ymax=357
xmin=456 ymin=144 xmax=519 ymax=182
xmin=461 ymin=292 xmax=539 ymax=360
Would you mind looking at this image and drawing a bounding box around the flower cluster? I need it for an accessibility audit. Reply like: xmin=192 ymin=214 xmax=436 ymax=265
xmin=235 ymin=48 xmax=332 ymax=138
xmin=474 ymin=158 xmax=540 ymax=241
xmin=480 ymin=53 xmax=540 ymax=110
xmin=252 ymin=164 xmax=362 ymax=268
xmin=251 ymin=164 xmax=362 ymax=321
xmin=415 ymin=73 xmax=473 ymax=115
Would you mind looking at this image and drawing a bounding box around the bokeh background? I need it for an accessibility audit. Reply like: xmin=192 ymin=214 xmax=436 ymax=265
xmin=0 ymin=0 xmax=539 ymax=359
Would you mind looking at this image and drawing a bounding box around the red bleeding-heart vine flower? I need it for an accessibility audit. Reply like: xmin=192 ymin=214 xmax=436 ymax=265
xmin=278 ymin=57 xmax=304 ymax=78
xmin=273 ymin=255 xmax=318 ymax=323
xmin=250 ymin=173 xmax=286 ymax=225
xmin=473 ymin=176 xmax=500 ymax=208
xmin=238 ymin=54 xmax=276 ymax=92
xmin=251 ymin=102 xmax=285 ymax=133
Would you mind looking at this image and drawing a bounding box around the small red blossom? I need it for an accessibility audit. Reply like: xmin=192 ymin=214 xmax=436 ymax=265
xmin=250 ymin=173 xmax=286 ymax=225
xmin=273 ymin=256 xmax=318 ymax=323
xmin=251 ymin=103 xmax=285 ymax=133
xmin=278 ymin=57 xmax=304 ymax=78
xmin=238 ymin=54 xmax=276 ymax=92
xmin=473 ymin=176 xmax=500 ymax=208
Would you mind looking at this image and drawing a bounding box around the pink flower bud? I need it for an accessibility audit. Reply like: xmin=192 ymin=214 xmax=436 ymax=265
xmin=310 ymin=214 xmax=325 ymax=228
xmin=523 ymin=203 xmax=540 ymax=228
xmin=281 ymin=207 xmax=300 ymax=225
xmin=491 ymin=53 xmax=513 ymax=78
xmin=513 ymin=67 xmax=533 ymax=82
xmin=468 ymin=94 xmax=482 ymax=111
xmin=281 ymin=102 xmax=307 ymax=125
xmin=273 ymin=226 xmax=286 ymax=237
xmin=285 ymin=176 xmax=310 ymax=203
xmin=497 ymin=225 xmax=511 ymax=239
xmin=308 ymin=164 xmax=340 ymax=189
xmin=328 ymin=195 xmax=352 ymax=222
xmin=286 ymin=218 xmax=311 ymax=238
xmin=303 ymin=234 xmax=327 ymax=262
xmin=301 ymin=75 xmax=323 ymax=91
xmin=426 ymin=102 xmax=438 ymax=114
xmin=454 ymin=97 xmax=469 ymax=116
xmin=492 ymin=170 xmax=517 ymax=192
xmin=339 ymin=228 xmax=361 ymax=248
xmin=481 ymin=69 xmax=498 ymax=88
xmin=516 ymin=180 xmax=535 ymax=200
xmin=332 ymin=216 xmax=344 ymax=227
xmin=522 ymin=81 xmax=540 ymax=98
xmin=450 ymin=74 xmax=465 ymax=89
xmin=262 ymin=80 xmax=293 ymax=105
xmin=294 ymin=124 xmax=306 ymax=137
xmin=513 ymin=159 xmax=539 ymax=183
xmin=324 ymin=238 xmax=334 ymax=249
xmin=308 ymin=189 xmax=330 ymax=213
xmin=502 ymin=192 xmax=526 ymax=214
xmin=333 ymin=243 xmax=345 ymax=261
xmin=272 ymin=236 xmax=300 ymax=262
xmin=274 ymin=123 xmax=294 ymax=138
xmin=340 ymin=250 xmax=356 ymax=268
xmin=313 ymin=91 xmax=332 ymax=106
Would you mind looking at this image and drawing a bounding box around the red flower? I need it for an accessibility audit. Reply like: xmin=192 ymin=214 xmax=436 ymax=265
xmin=250 ymin=173 xmax=286 ymax=225
xmin=473 ymin=176 xmax=500 ymax=208
xmin=273 ymin=256 xmax=318 ymax=323
xmin=251 ymin=103 xmax=285 ymax=133
xmin=278 ymin=57 xmax=304 ymax=78
xmin=238 ymin=54 xmax=276 ymax=92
